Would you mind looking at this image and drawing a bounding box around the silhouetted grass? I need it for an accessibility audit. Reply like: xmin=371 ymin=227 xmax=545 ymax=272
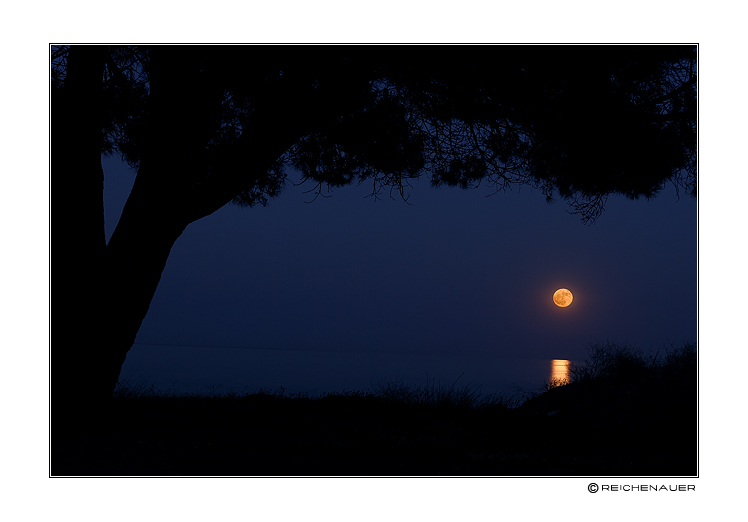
xmin=52 ymin=341 xmax=696 ymax=477
xmin=370 ymin=373 xmax=527 ymax=410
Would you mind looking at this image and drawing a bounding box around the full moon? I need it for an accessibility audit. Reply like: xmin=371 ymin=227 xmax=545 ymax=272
xmin=553 ymin=288 xmax=573 ymax=307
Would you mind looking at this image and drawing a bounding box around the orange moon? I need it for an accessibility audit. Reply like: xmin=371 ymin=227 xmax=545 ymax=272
xmin=553 ymin=288 xmax=573 ymax=307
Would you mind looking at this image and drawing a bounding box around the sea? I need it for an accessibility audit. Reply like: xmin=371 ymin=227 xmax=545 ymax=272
xmin=118 ymin=343 xmax=560 ymax=399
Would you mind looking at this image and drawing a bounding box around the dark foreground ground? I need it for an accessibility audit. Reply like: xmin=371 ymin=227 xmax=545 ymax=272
xmin=52 ymin=345 xmax=696 ymax=476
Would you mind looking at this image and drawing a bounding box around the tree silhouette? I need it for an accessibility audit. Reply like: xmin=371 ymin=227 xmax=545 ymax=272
xmin=51 ymin=45 xmax=696 ymax=425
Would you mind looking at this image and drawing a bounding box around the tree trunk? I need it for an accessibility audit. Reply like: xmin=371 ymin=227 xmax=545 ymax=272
xmin=52 ymin=46 xmax=110 ymax=429
xmin=53 ymin=46 xmax=198 ymax=432
xmin=103 ymin=165 xmax=188 ymax=395
xmin=51 ymin=46 xmax=188 ymax=432
xmin=54 ymin=162 xmax=188 ymax=431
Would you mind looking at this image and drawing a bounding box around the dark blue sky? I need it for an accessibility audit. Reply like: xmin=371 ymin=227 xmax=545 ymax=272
xmin=104 ymin=153 xmax=696 ymax=396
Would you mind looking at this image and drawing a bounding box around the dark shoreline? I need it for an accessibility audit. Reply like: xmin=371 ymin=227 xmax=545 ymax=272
xmin=52 ymin=342 xmax=696 ymax=477
xmin=51 ymin=382 xmax=695 ymax=476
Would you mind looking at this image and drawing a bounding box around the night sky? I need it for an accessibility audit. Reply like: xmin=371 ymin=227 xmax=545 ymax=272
xmin=105 ymin=148 xmax=697 ymax=397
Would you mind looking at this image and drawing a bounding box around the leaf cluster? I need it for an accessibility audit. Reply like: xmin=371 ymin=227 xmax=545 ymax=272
xmin=52 ymin=45 xmax=697 ymax=222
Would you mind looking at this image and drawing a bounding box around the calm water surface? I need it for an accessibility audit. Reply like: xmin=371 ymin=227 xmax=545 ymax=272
xmin=119 ymin=344 xmax=566 ymax=398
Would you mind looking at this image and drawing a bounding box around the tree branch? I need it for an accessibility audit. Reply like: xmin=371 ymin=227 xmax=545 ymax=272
xmin=643 ymin=76 xmax=696 ymax=107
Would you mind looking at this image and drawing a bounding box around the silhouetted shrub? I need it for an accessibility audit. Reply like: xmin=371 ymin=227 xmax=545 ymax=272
xmin=568 ymin=340 xmax=695 ymax=385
